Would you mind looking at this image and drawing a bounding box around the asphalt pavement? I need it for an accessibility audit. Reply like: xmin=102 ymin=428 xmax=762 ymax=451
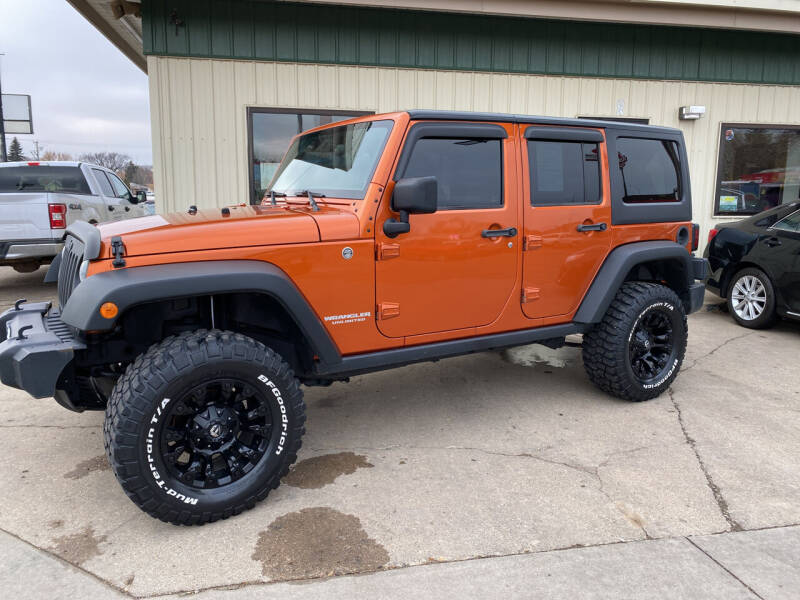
xmin=1 ymin=265 xmax=798 ymax=598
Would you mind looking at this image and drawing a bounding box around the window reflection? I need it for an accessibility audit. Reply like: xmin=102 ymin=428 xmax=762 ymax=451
xmin=716 ymin=126 xmax=800 ymax=215
xmin=249 ymin=109 xmax=369 ymax=203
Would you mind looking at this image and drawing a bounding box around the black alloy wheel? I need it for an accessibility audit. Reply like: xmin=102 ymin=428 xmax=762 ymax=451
xmin=628 ymin=308 xmax=675 ymax=386
xmin=160 ymin=378 xmax=275 ymax=489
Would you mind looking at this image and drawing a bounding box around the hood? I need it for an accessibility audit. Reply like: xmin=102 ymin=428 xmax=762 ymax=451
xmin=95 ymin=204 xmax=360 ymax=259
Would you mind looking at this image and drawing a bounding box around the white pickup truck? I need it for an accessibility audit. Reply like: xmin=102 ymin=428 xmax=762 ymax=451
xmin=0 ymin=161 xmax=147 ymax=272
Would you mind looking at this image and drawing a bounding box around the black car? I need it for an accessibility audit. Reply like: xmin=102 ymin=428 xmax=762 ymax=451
xmin=704 ymin=202 xmax=800 ymax=328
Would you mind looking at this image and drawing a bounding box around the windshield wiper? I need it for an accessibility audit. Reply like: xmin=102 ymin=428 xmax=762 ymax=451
xmin=291 ymin=190 xmax=326 ymax=212
xmin=267 ymin=190 xmax=287 ymax=206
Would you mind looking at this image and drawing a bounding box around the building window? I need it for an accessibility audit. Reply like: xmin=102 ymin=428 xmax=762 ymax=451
xmin=528 ymin=140 xmax=601 ymax=206
xmin=715 ymin=125 xmax=800 ymax=216
xmin=402 ymin=138 xmax=503 ymax=210
xmin=615 ymin=138 xmax=681 ymax=204
xmin=248 ymin=108 xmax=371 ymax=204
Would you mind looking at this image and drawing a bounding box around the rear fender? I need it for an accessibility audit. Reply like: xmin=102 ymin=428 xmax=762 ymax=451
xmin=574 ymin=241 xmax=707 ymax=323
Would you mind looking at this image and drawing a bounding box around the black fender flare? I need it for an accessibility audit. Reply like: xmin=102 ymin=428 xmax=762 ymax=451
xmin=60 ymin=260 xmax=341 ymax=367
xmin=574 ymin=241 xmax=706 ymax=324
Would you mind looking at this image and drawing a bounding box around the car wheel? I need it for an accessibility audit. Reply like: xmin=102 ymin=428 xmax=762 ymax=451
xmin=727 ymin=267 xmax=776 ymax=329
xmin=104 ymin=329 xmax=306 ymax=525
xmin=583 ymin=282 xmax=687 ymax=402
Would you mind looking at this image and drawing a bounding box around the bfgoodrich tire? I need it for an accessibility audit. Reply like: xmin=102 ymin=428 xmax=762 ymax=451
xmin=103 ymin=329 xmax=305 ymax=525
xmin=582 ymin=282 xmax=687 ymax=402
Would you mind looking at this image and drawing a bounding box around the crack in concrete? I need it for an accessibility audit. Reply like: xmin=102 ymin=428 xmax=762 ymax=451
xmin=670 ymin=389 xmax=743 ymax=532
xmin=313 ymin=443 xmax=656 ymax=539
xmin=0 ymin=525 xmax=132 ymax=598
xmin=685 ymin=537 xmax=766 ymax=600
xmin=681 ymin=332 xmax=757 ymax=372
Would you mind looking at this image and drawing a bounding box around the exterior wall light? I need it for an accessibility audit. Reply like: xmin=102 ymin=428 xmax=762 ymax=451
xmin=679 ymin=106 xmax=706 ymax=120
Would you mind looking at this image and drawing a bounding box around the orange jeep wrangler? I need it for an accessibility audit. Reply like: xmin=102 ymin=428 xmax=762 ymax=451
xmin=0 ymin=111 xmax=707 ymax=524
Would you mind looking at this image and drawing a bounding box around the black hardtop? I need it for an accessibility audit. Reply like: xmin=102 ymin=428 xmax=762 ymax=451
xmin=406 ymin=110 xmax=681 ymax=137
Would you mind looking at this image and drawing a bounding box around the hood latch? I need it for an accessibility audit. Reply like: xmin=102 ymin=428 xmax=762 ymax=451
xmin=111 ymin=236 xmax=126 ymax=268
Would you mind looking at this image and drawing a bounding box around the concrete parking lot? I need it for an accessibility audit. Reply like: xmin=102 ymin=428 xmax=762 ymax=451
xmin=1 ymin=266 xmax=799 ymax=598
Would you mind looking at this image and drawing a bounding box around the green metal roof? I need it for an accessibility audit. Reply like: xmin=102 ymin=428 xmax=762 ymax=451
xmin=142 ymin=0 xmax=800 ymax=85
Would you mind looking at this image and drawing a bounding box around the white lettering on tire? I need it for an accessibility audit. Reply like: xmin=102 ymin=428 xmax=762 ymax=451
xmin=146 ymin=397 xmax=199 ymax=505
xmin=258 ymin=374 xmax=287 ymax=456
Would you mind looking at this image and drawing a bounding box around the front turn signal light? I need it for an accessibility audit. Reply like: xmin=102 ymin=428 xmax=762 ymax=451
xmin=100 ymin=302 xmax=119 ymax=319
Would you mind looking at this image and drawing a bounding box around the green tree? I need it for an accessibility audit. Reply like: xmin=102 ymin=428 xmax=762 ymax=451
xmin=123 ymin=160 xmax=139 ymax=184
xmin=8 ymin=137 xmax=25 ymax=162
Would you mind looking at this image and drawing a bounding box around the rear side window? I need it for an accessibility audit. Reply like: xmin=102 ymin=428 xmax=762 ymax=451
xmin=92 ymin=169 xmax=115 ymax=196
xmin=0 ymin=166 xmax=92 ymax=195
xmin=528 ymin=141 xmax=600 ymax=205
xmin=402 ymin=138 xmax=502 ymax=210
xmin=615 ymin=138 xmax=681 ymax=204
xmin=773 ymin=209 xmax=800 ymax=233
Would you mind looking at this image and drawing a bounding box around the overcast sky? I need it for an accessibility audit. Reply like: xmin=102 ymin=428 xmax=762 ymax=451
xmin=0 ymin=0 xmax=151 ymax=164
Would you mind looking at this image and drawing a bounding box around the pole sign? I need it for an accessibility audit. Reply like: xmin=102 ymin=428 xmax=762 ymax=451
xmin=2 ymin=94 xmax=33 ymax=134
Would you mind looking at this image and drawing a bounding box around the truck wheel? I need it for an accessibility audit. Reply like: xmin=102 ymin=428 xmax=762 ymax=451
xmin=582 ymin=282 xmax=687 ymax=402
xmin=104 ymin=329 xmax=305 ymax=525
xmin=727 ymin=267 xmax=776 ymax=329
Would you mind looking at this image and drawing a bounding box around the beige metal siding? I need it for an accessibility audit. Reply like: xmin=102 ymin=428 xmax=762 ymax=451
xmin=147 ymin=56 xmax=800 ymax=240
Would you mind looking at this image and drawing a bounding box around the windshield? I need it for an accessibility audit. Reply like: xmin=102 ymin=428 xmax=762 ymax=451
xmin=268 ymin=119 xmax=393 ymax=199
xmin=0 ymin=166 xmax=92 ymax=195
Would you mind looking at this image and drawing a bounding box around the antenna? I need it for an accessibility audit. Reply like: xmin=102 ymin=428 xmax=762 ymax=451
xmin=0 ymin=53 xmax=6 ymax=162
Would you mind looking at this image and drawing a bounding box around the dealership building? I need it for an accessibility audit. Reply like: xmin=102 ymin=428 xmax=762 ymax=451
xmin=72 ymin=0 xmax=800 ymax=243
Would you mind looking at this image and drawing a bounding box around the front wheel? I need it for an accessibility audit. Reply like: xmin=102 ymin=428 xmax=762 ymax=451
xmin=583 ymin=282 xmax=687 ymax=402
xmin=103 ymin=330 xmax=305 ymax=525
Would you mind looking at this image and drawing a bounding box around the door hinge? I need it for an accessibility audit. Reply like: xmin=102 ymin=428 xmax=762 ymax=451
xmin=378 ymin=302 xmax=400 ymax=320
xmin=376 ymin=242 xmax=400 ymax=260
xmin=522 ymin=287 xmax=540 ymax=303
xmin=524 ymin=235 xmax=542 ymax=251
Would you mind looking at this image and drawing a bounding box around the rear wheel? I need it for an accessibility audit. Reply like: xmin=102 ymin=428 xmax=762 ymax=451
xmin=583 ymin=282 xmax=687 ymax=402
xmin=727 ymin=267 xmax=776 ymax=329
xmin=104 ymin=329 xmax=305 ymax=525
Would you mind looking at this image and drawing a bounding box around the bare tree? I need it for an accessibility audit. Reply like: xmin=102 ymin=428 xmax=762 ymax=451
xmin=78 ymin=151 xmax=131 ymax=173
xmin=41 ymin=150 xmax=74 ymax=161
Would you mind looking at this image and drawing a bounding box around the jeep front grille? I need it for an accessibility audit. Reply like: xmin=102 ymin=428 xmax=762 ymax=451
xmin=58 ymin=234 xmax=84 ymax=309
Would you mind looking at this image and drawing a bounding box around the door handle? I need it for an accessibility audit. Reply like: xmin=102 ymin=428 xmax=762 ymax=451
xmin=108 ymin=206 xmax=114 ymax=211
xmin=577 ymin=222 xmax=607 ymax=232
xmin=764 ymin=236 xmax=782 ymax=247
xmin=482 ymin=227 xmax=517 ymax=238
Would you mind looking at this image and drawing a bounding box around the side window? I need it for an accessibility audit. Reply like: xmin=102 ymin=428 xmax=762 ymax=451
xmin=92 ymin=169 xmax=115 ymax=197
xmin=615 ymin=138 xmax=681 ymax=204
xmin=402 ymin=138 xmax=503 ymax=210
xmin=106 ymin=172 xmax=132 ymax=200
xmin=773 ymin=209 xmax=800 ymax=233
xmin=528 ymin=141 xmax=600 ymax=206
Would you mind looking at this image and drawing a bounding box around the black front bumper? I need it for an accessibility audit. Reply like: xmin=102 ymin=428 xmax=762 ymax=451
xmin=0 ymin=302 xmax=85 ymax=398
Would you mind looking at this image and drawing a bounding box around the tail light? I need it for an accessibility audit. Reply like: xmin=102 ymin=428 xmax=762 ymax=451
xmin=708 ymin=228 xmax=719 ymax=244
xmin=691 ymin=223 xmax=700 ymax=251
xmin=48 ymin=203 xmax=66 ymax=229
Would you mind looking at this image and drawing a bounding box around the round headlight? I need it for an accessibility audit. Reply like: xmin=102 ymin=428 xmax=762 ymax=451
xmin=79 ymin=259 xmax=90 ymax=281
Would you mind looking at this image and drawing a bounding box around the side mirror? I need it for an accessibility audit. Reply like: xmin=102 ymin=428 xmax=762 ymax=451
xmin=131 ymin=190 xmax=146 ymax=204
xmin=384 ymin=176 xmax=437 ymax=238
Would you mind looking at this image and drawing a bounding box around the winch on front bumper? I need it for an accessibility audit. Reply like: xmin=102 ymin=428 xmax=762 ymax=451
xmin=0 ymin=300 xmax=85 ymax=401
